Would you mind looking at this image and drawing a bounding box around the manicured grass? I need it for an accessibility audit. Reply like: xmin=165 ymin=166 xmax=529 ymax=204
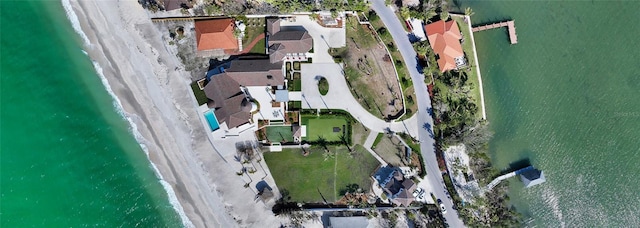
xmin=318 ymin=77 xmax=329 ymax=95
xmin=190 ymin=81 xmax=208 ymax=105
xmin=293 ymin=61 xmax=301 ymax=71
xmin=371 ymin=133 xmax=384 ymax=149
xmin=288 ymin=101 xmax=302 ymax=110
xmin=264 ymin=145 xmax=380 ymax=202
xmin=286 ymin=62 xmax=292 ymax=71
xmin=248 ymin=38 xmax=266 ymax=54
xmin=265 ymin=126 xmax=294 ymax=142
xmin=302 ymin=115 xmax=348 ymax=142
xmin=242 ymin=18 xmax=265 ymax=45
xmin=288 ymin=72 xmax=301 ymax=91
xmin=451 ymin=15 xmax=483 ymax=119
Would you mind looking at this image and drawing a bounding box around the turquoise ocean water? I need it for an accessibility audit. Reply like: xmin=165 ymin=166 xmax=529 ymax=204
xmin=1 ymin=1 xmax=183 ymax=227
xmin=456 ymin=1 xmax=640 ymax=226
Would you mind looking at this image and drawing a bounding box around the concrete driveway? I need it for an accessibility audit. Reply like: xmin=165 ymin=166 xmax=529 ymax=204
xmin=371 ymin=1 xmax=466 ymax=227
xmin=300 ymin=63 xmax=418 ymax=136
xmin=279 ymin=15 xmax=346 ymax=63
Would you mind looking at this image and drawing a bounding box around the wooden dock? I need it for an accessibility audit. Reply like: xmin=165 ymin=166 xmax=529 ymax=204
xmin=472 ymin=20 xmax=518 ymax=44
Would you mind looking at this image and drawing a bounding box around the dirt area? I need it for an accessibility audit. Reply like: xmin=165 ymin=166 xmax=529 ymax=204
xmin=351 ymin=120 xmax=369 ymax=146
xmin=339 ymin=17 xmax=403 ymax=120
xmin=152 ymin=20 xmax=213 ymax=81
xmin=373 ymin=134 xmax=407 ymax=166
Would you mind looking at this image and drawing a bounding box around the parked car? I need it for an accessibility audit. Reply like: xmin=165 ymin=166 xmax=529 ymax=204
xmin=437 ymin=199 xmax=447 ymax=214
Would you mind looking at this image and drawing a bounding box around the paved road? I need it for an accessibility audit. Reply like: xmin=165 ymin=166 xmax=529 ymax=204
xmin=370 ymin=1 xmax=466 ymax=227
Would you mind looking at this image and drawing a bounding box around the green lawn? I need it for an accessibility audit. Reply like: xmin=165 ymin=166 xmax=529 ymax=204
xmin=264 ymin=145 xmax=380 ymax=202
xmin=242 ymin=18 xmax=265 ymax=45
xmin=318 ymin=77 xmax=329 ymax=95
xmin=265 ymin=126 xmax=294 ymax=142
xmin=288 ymin=72 xmax=301 ymax=91
xmin=302 ymin=115 xmax=348 ymax=142
xmin=293 ymin=61 xmax=301 ymax=71
xmin=248 ymin=38 xmax=265 ymax=54
xmin=288 ymin=101 xmax=302 ymax=110
xmin=190 ymin=81 xmax=208 ymax=105
xmin=371 ymin=133 xmax=384 ymax=149
xmin=452 ymin=15 xmax=483 ymax=119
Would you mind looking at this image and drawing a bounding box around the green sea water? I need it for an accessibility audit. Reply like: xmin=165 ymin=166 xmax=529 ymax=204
xmin=456 ymin=1 xmax=640 ymax=226
xmin=1 ymin=1 xmax=183 ymax=227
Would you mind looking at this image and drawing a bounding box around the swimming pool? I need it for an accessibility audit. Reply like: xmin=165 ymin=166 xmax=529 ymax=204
xmin=204 ymin=110 xmax=220 ymax=131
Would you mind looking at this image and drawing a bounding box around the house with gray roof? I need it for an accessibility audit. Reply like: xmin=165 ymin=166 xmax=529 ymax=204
xmin=201 ymin=17 xmax=313 ymax=130
xmin=373 ymin=166 xmax=417 ymax=207
xmin=519 ymin=168 xmax=546 ymax=188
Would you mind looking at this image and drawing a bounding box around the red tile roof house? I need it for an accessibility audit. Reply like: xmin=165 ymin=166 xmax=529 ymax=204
xmin=195 ymin=18 xmax=239 ymax=57
xmin=424 ymin=20 xmax=466 ymax=72
xmin=202 ymin=18 xmax=312 ymax=130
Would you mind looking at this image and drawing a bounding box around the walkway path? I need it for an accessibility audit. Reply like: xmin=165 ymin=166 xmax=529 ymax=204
xmin=236 ymin=33 xmax=266 ymax=55
xmin=363 ymin=132 xmax=388 ymax=166
xmin=370 ymin=1 xmax=465 ymax=227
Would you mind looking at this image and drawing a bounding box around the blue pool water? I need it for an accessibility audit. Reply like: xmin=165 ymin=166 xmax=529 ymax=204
xmin=204 ymin=110 xmax=220 ymax=131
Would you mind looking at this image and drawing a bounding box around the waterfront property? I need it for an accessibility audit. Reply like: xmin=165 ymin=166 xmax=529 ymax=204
xmin=264 ymin=146 xmax=380 ymax=202
xmin=195 ymin=18 xmax=239 ymax=54
xmin=200 ymin=18 xmax=313 ymax=136
xmin=424 ymin=20 xmax=466 ymax=72
xmin=372 ymin=166 xmax=418 ymax=206
xmin=518 ymin=166 xmax=545 ymax=188
xmin=471 ymin=20 xmax=518 ymax=44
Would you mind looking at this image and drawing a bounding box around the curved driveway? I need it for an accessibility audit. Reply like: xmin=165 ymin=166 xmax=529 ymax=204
xmin=300 ymin=63 xmax=418 ymax=136
xmin=370 ymin=1 xmax=466 ymax=227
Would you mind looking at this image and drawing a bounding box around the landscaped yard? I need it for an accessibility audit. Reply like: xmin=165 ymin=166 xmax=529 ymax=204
xmin=248 ymin=38 xmax=266 ymax=54
xmin=265 ymin=126 xmax=294 ymax=142
xmin=318 ymin=77 xmax=329 ymax=95
xmin=451 ymin=15 xmax=483 ymax=119
xmin=243 ymin=17 xmax=266 ymax=54
xmin=302 ymin=115 xmax=348 ymax=142
xmin=264 ymin=145 xmax=380 ymax=202
xmin=288 ymin=72 xmax=301 ymax=91
xmin=190 ymin=80 xmax=208 ymax=105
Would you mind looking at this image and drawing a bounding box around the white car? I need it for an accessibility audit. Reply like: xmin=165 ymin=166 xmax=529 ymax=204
xmin=438 ymin=199 xmax=447 ymax=214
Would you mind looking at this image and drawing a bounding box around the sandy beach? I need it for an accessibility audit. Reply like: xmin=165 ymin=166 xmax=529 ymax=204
xmin=67 ymin=0 xmax=284 ymax=227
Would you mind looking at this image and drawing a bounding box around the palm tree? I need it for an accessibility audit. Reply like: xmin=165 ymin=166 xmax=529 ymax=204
xmin=316 ymin=136 xmax=329 ymax=153
xmin=339 ymin=133 xmax=353 ymax=153
xmin=413 ymin=41 xmax=431 ymax=57
xmin=424 ymin=8 xmax=438 ymax=23
xmin=400 ymin=7 xmax=411 ymax=20
xmin=440 ymin=10 xmax=450 ymax=21
xmin=464 ymin=7 xmax=475 ymax=17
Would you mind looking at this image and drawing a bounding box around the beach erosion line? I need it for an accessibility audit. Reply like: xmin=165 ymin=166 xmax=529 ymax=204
xmin=61 ymin=0 xmax=194 ymax=227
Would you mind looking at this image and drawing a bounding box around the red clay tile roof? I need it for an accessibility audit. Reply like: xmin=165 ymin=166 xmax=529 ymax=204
xmin=195 ymin=18 xmax=239 ymax=52
xmin=425 ymin=20 xmax=464 ymax=72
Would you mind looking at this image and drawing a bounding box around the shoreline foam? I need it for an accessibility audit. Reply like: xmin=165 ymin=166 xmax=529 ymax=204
xmin=62 ymin=1 xmax=193 ymax=226
xmin=62 ymin=0 xmax=285 ymax=227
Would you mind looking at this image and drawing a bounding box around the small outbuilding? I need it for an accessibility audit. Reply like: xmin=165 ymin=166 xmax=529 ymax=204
xmin=519 ymin=168 xmax=546 ymax=188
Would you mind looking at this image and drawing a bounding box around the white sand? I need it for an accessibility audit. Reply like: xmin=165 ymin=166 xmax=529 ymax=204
xmin=68 ymin=0 xmax=284 ymax=227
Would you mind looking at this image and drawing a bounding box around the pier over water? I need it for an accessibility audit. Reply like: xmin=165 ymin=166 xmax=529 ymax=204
xmin=484 ymin=166 xmax=545 ymax=192
xmin=472 ymin=20 xmax=518 ymax=44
